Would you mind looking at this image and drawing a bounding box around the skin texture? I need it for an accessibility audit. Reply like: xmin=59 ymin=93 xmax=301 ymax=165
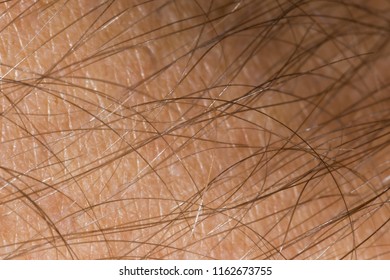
xmin=0 ymin=0 xmax=389 ymax=259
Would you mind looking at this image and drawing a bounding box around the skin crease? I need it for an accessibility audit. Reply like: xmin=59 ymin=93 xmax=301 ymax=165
xmin=0 ymin=0 xmax=389 ymax=259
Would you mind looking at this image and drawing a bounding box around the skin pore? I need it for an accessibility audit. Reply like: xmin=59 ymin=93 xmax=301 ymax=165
xmin=0 ymin=0 xmax=389 ymax=259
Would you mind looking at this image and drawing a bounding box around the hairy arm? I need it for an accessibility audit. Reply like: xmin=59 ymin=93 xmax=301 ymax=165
xmin=0 ymin=0 xmax=389 ymax=259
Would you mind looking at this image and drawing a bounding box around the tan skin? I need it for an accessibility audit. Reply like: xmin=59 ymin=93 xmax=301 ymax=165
xmin=0 ymin=0 xmax=389 ymax=259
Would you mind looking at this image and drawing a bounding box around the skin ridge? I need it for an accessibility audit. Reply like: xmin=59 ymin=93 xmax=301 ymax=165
xmin=0 ymin=0 xmax=389 ymax=259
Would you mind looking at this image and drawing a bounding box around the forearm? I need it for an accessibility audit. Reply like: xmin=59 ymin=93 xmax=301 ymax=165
xmin=0 ymin=0 xmax=389 ymax=259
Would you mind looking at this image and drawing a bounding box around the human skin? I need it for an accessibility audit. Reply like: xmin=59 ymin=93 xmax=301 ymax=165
xmin=0 ymin=0 xmax=389 ymax=259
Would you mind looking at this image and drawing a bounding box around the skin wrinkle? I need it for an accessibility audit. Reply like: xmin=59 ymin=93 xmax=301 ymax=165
xmin=0 ymin=0 xmax=389 ymax=259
